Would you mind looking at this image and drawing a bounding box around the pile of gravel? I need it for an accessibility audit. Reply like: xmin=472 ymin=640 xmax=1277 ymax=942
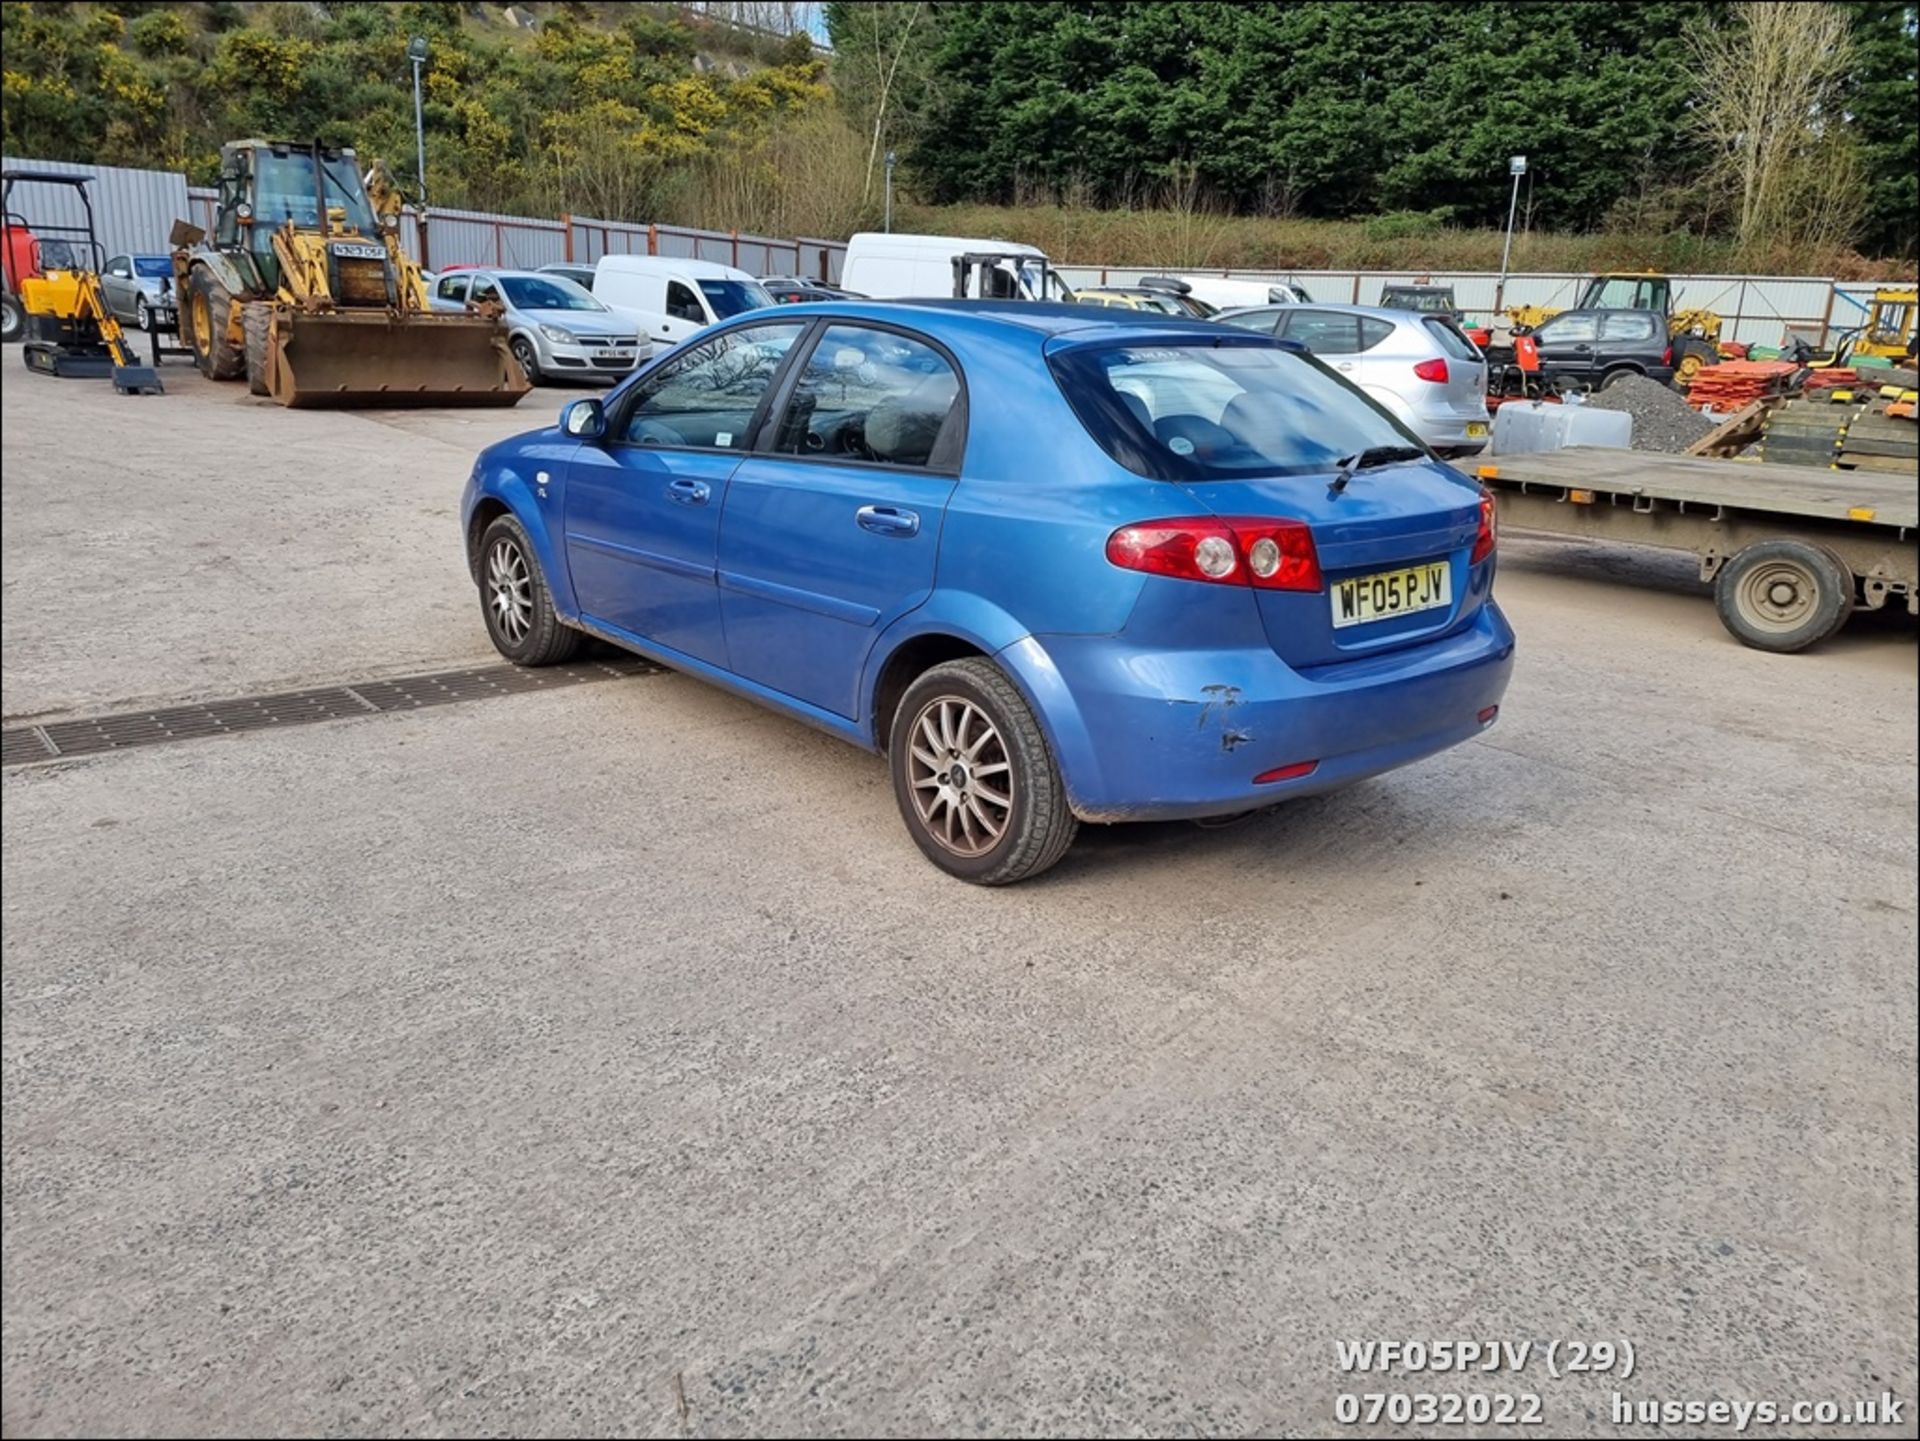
xmin=1581 ymin=374 xmax=1716 ymax=453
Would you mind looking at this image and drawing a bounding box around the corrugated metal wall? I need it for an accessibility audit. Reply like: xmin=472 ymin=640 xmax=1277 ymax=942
xmin=3 ymin=155 xmax=191 ymax=263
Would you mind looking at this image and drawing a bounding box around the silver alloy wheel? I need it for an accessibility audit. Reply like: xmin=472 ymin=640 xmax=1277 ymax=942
xmin=906 ymin=696 xmax=1015 ymax=857
xmin=487 ymin=537 xmax=534 ymax=644
xmin=1735 ymin=558 xmax=1817 ymax=634
xmin=136 ymin=300 xmax=150 ymax=331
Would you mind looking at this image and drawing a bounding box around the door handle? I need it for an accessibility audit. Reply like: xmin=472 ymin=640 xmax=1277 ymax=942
xmin=668 ymin=478 xmax=711 ymax=506
xmin=1337 ymin=362 xmax=1355 ymax=371
xmin=856 ymin=505 xmax=920 ymax=537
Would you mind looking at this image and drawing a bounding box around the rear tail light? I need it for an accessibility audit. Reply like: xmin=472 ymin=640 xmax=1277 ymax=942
xmin=1413 ymin=357 xmax=1449 ymax=383
xmin=1471 ymin=489 xmax=1497 ymax=564
xmin=1662 ymin=344 xmax=1673 ymax=366
xmin=1106 ymin=516 xmax=1323 ymax=592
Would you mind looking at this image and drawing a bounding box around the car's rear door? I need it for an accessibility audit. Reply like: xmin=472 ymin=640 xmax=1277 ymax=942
xmin=563 ymin=319 xmax=807 ymax=664
xmin=1531 ymin=312 xmax=1599 ymax=385
xmin=716 ymin=320 xmax=966 ymax=719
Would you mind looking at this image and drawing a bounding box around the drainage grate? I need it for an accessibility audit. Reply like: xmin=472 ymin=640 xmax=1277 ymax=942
xmin=3 ymin=656 xmax=662 ymax=766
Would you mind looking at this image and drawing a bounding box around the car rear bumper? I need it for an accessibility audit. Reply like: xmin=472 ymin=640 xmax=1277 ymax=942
xmin=1006 ymin=601 xmax=1516 ymax=822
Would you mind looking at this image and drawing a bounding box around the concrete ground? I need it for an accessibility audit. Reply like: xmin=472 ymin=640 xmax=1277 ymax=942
xmin=3 ymin=359 xmax=1916 ymax=1437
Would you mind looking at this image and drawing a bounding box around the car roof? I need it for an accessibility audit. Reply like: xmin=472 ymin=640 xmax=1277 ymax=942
xmin=450 ymin=269 xmax=587 ymax=284
xmin=1219 ymin=302 xmax=1419 ymax=322
xmin=733 ymin=298 xmax=1225 ymax=343
xmin=597 ymin=254 xmax=756 ymax=279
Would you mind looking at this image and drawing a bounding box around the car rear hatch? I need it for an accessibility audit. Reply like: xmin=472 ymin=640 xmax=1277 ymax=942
xmin=1418 ymin=317 xmax=1489 ymax=418
xmin=1174 ymin=460 xmax=1486 ymax=669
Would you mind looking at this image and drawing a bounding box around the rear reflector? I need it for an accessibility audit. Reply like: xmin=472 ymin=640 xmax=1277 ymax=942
xmin=1477 ymin=705 xmax=1500 ymax=725
xmin=1413 ymin=357 xmax=1449 ymax=383
xmin=1254 ymin=760 xmax=1319 ymax=784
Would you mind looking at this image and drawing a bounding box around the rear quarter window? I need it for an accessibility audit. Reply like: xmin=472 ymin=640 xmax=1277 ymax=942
xmin=1600 ymin=312 xmax=1660 ymax=342
xmin=1358 ymin=317 xmax=1397 ymax=352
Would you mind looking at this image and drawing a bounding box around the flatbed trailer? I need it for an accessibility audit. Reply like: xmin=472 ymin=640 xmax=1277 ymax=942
xmin=1474 ymin=447 xmax=1918 ymax=652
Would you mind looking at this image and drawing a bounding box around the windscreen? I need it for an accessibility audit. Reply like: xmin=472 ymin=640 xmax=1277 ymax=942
xmin=134 ymin=257 xmax=173 ymax=278
xmin=500 ymin=275 xmax=605 ymax=312
xmin=699 ymin=279 xmax=775 ymax=317
xmin=1049 ymin=339 xmax=1424 ymax=480
xmin=252 ymin=151 xmax=378 ymax=234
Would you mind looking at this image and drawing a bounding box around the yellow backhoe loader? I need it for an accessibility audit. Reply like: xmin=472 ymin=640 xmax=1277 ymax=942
xmin=173 ymin=139 xmax=528 ymax=408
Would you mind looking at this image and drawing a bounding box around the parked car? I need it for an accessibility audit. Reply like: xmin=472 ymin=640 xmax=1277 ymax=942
xmin=1077 ymin=282 xmax=1218 ymax=319
xmin=99 ymin=254 xmax=177 ymax=331
xmin=430 ymin=268 xmax=650 ymax=384
xmin=1217 ymin=303 xmax=1491 ymax=457
xmin=537 ymin=262 xmax=599 ymax=292
xmin=591 ymin=255 xmax=776 ymax=347
xmin=1174 ymin=275 xmax=1315 ymax=311
xmin=460 ymin=302 xmax=1512 ymax=883
xmin=762 ymin=277 xmax=863 ymax=305
xmin=1521 ymin=307 xmax=1677 ymax=391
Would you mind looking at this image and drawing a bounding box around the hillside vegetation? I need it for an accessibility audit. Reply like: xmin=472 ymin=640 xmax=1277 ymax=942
xmin=2 ymin=1 xmax=1915 ymax=272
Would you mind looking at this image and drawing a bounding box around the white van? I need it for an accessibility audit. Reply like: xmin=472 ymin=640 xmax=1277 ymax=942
xmin=590 ymin=256 xmax=777 ymax=346
xmin=1173 ymin=275 xmax=1317 ymax=311
xmin=841 ymin=232 xmax=1076 ymax=302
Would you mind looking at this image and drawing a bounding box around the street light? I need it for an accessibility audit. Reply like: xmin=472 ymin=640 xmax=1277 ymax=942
xmin=408 ymin=35 xmax=429 ymax=210
xmin=1495 ymin=154 xmax=1527 ymax=314
xmin=884 ymin=150 xmax=897 ymax=234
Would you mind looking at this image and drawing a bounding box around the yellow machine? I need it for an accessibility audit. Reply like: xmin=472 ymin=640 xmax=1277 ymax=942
xmin=1507 ymin=272 xmax=1724 ymax=384
xmin=1852 ymin=286 xmax=1917 ymax=361
xmin=173 ymin=139 xmax=527 ymax=408
xmin=2 ymin=169 xmax=162 ymax=394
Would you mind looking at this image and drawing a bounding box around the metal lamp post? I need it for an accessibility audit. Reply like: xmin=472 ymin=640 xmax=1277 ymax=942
xmin=884 ymin=150 xmax=897 ymax=233
xmin=1495 ymin=154 xmax=1527 ymax=314
xmin=408 ymin=35 xmax=429 ymax=209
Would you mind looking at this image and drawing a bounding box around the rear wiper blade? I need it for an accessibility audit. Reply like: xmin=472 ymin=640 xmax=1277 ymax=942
xmin=1330 ymin=445 xmax=1426 ymax=492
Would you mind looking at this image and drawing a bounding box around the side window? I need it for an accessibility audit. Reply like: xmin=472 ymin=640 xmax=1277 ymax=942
xmin=1539 ymin=312 xmax=1599 ymax=344
xmin=1218 ymin=310 xmax=1281 ymax=334
xmin=1357 ymin=317 xmax=1397 ymax=352
xmin=436 ymin=274 xmax=468 ymax=303
xmin=1281 ymin=310 xmax=1362 ymax=355
xmin=1601 ymin=312 xmax=1659 ymax=342
xmin=468 ymin=276 xmax=500 ymax=306
xmin=619 ymin=322 xmax=803 ymax=450
xmin=665 ymin=281 xmax=705 ymax=322
xmin=771 ymin=324 xmax=963 ymax=470
xmin=106 ymin=256 xmax=130 ymax=278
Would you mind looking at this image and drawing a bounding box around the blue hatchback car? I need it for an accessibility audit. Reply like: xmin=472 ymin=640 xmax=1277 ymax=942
xmin=461 ymin=301 xmax=1515 ymax=883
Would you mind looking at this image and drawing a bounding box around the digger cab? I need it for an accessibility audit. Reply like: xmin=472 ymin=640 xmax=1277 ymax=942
xmin=1575 ymin=273 xmax=1672 ymax=315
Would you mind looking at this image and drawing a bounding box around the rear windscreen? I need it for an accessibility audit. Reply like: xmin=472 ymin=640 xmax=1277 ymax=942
xmin=1422 ymin=317 xmax=1482 ymax=360
xmin=1048 ymin=339 xmax=1426 ymax=481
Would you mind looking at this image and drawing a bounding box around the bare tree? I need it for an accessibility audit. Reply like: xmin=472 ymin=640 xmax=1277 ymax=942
xmin=1688 ymin=1 xmax=1863 ymax=255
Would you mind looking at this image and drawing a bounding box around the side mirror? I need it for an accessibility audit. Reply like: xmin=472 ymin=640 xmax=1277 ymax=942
xmin=561 ymin=398 xmax=606 ymax=440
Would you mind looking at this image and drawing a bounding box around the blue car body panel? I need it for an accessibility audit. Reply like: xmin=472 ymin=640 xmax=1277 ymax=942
xmin=462 ymin=300 xmax=1515 ymax=824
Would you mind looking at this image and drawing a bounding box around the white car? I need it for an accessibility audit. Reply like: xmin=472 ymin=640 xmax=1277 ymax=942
xmin=589 ymin=256 xmax=776 ymax=348
xmin=1217 ymin=303 xmax=1492 ymax=457
xmin=429 ymin=269 xmax=650 ymax=385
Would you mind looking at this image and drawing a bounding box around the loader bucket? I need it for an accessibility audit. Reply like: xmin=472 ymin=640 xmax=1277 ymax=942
xmin=267 ymin=309 xmax=530 ymax=409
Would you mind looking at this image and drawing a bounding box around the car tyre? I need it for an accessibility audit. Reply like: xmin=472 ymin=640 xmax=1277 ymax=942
xmin=889 ymin=658 xmax=1078 ymax=885
xmin=0 ymin=292 xmax=24 ymax=344
xmin=1713 ymin=539 xmax=1852 ymax=653
xmin=477 ymin=513 xmax=583 ymax=666
xmin=510 ymin=334 xmax=542 ymax=386
xmin=1598 ymin=366 xmax=1641 ymax=390
xmin=135 ymin=299 xmax=152 ymax=332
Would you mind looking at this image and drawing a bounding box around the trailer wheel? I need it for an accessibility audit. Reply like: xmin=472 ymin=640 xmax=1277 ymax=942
xmin=185 ymin=267 xmax=246 ymax=381
xmin=1 ymin=293 xmax=25 ymax=345
xmin=1714 ymin=540 xmax=1852 ymax=653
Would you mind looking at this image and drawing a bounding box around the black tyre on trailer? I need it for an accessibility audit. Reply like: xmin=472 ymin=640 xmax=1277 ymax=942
xmin=1712 ymin=539 xmax=1855 ymax=653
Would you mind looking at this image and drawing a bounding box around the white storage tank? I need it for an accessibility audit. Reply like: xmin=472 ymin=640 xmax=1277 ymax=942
xmin=1491 ymin=400 xmax=1632 ymax=455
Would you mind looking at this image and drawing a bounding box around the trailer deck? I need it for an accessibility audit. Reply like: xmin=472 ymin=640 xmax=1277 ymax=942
xmin=1474 ymin=446 xmax=1917 ymax=650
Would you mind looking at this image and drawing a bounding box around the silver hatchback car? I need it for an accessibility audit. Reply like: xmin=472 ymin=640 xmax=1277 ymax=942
xmin=1217 ymin=303 xmax=1490 ymax=457
xmin=429 ymin=268 xmax=651 ymax=384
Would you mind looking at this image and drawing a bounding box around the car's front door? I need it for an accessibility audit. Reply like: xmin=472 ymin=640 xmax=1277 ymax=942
xmin=1531 ymin=312 xmax=1600 ymax=386
xmin=717 ymin=322 xmax=966 ymax=719
xmin=563 ymin=320 xmax=807 ymax=665
xmin=101 ymin=256 xmax=133 ymax=320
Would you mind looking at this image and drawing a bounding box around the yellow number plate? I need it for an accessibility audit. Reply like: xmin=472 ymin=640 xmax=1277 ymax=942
xmin=1466 ymin=421 xmax=1489 ymax=439
xmin=1331 ymin=561 xmax=1452 ymax=628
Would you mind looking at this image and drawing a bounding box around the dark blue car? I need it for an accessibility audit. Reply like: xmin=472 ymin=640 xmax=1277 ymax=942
xmin=461 ymin=301 xmax=1514 ymax=883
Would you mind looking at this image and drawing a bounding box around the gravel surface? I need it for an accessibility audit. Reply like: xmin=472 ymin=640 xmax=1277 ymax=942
xmin=1583 ymin=374 xmax=1716 ymax=453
